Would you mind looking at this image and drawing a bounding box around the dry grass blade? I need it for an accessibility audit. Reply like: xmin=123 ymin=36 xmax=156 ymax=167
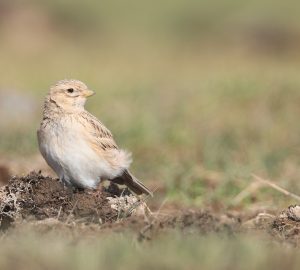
xmin=232 ymin=181 xmax=263 ymax=205
xmin=120 ymin=187 xmax=158 ymax=218
xmin=56 ymin=206 xmax=62 ymax=219
xmin=65 ymin=200 xmax=78 ymax=224
xmin=138 ymin=197 xmax=168 ymax=241
xmin=252 ymin=174 xmax=300 ymax=202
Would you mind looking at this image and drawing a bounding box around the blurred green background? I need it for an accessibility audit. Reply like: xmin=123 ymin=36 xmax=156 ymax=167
xmin=1 ymin=0 xmax=300 ymax=206
xmin=2 ymin=1 xmax=300 ymax=269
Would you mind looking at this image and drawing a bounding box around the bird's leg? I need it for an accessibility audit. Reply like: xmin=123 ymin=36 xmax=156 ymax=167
xmin=90 ymin=180 xmax=105 ymax=197
xmin=60 ymin=176 xmax=76 ymax=199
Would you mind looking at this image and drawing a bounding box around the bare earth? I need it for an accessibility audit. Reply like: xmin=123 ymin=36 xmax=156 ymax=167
xmin=0 ymin=171 xmax=299 ymax=246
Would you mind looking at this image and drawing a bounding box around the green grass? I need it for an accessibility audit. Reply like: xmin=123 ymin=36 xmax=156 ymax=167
xmin=1 ymin=229 xmax=299 ymax=270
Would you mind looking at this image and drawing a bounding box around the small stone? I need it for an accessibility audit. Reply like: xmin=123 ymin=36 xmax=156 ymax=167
xmin=286 ymin=205 xmax=300 ymax=222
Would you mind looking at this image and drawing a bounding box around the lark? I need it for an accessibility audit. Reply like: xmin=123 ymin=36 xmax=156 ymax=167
xmin=37 ymin=79 xmax=152 ymax=196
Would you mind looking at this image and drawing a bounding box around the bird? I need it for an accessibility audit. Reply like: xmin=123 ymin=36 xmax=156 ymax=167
xmin=37 ymin=79 xmax=153 ymax=196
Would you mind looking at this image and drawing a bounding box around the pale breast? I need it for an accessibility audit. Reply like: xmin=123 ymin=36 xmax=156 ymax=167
xmin=38 ymin=115 xmax=119 ymax=188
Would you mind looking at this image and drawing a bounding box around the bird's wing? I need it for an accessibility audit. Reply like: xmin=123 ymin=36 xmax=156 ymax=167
xmin=78 ymin=111 xmax=118 ymax=150
xmin=78 ymin=111 xmax=131 ymax=172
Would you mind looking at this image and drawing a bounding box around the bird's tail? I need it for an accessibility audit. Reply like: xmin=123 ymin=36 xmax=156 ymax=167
xmin=113 ymin=170 xmax=153 ymax=197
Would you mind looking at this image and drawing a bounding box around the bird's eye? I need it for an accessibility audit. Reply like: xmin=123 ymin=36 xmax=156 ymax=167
xmin=67 ymin=88 xmax=74 ymax=93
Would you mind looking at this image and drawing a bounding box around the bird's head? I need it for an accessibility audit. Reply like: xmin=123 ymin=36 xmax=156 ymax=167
xmin=48 ymin=79 xmax=95 ymax=111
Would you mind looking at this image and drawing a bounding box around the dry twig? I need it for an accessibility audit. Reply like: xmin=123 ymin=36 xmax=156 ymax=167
xmin=232 ymin=181 xmax=263 ymax=205
xmin=252 ymin=174 xmax=300 ymax=202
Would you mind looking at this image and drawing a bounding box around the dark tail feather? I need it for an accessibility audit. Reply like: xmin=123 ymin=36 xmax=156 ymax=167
xmin=112 ymin=170 xmax=153 ymax=197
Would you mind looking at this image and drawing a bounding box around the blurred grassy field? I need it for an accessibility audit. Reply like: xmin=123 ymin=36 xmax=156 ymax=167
xmin=1 ymin=0 xmax=300 ymax=268
xmin=2 ymin=229 xmax=300 ymax=270
xmin=1 ymin=0 xmax=300 ymax=206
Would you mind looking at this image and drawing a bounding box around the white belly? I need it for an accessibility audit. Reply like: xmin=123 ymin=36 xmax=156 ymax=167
xmin=38 ymin=121 xmax=116 ymax=189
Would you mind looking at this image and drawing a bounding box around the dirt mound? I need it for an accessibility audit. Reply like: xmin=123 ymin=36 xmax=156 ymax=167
xmin=0 ymin=172 xmax=147 ymax=230
xmin=270 ymin=205 xmax=300 ymax=245
xmin=136 ymin=210 xmax=239 ymax=241
xmin=240 ymin=205 xmax=300 ymax=246
xmin=2 ymin=172 xmax=300 ymax=246
xmin=0 ymin=171 xmax=242 ymax=239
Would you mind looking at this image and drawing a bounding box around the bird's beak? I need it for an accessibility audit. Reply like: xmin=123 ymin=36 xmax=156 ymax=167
xmin=83 ymin=89 xmax=95 ymax=97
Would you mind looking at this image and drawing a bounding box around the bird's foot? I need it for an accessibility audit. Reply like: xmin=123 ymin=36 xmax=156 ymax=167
xmin=89 ymin=186 xmax=104 ymax=198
